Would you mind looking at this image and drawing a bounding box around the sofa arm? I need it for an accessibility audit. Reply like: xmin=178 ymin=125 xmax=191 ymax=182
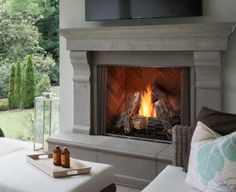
xmin=0 ymin=128 xmax=5 ymax=137
xmin=172 ymin=125 xmax=193 ymax=167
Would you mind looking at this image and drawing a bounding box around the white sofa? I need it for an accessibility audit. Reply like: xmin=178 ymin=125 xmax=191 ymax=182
xmin=142 ymin=125 xmax=196 ymax=192
xmin=142 ymin=166 xmax=197 ymax=192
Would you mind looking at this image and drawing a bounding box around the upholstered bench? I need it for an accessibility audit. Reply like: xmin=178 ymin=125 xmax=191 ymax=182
xmin=0 ymin=137 xmax=115 ymax=192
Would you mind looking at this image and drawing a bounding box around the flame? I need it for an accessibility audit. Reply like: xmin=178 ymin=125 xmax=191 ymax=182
xmin=138 ymin=84 xmax=157 ymax=117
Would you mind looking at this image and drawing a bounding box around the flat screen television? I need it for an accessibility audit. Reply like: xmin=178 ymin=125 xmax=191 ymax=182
xmin=85 ymin=0 xmax=202 ymax=21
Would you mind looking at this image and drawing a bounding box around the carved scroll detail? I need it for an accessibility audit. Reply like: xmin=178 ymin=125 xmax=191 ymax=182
xmin=70 ymin=51 xmax=90 ymax=83
xmin=70 ymin=51 xmax=91 ymax=133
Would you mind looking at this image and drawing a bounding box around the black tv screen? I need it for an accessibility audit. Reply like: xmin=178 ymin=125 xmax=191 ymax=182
xmin=85 ymin=0 xmax=202 ymax=21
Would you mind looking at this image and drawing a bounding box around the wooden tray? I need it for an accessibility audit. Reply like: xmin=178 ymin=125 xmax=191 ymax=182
xmin=27 ymin=153 xmax=91 ymax=178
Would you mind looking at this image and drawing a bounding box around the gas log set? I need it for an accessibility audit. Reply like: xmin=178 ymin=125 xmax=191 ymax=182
xmin=114 ymin=84 xmax=181 ymax=141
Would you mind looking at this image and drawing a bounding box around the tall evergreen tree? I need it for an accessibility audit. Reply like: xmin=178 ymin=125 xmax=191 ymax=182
xmin=8 ymin=64 xmax=17 ymax=109
xmin=15 ymin=61 xmax=22 ymax=107
xmin=21 ymin=56 xmax=36 ymax=109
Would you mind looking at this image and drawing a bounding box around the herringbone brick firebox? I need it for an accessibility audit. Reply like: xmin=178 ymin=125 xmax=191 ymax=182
xmin=101 ymin=66 xmax=186 ymax=142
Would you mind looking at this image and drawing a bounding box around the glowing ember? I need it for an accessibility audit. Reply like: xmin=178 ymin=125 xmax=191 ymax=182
xmin=138 ymin=84 xmax=157 ymax=117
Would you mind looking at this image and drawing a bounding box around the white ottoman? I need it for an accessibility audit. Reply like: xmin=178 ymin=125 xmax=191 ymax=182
xmin=0 ymin=149 xmax=115 ymax=192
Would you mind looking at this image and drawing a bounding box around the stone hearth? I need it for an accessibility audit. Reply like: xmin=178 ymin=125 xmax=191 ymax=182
xmin=47 ymin=23 xmax=235 ymax=188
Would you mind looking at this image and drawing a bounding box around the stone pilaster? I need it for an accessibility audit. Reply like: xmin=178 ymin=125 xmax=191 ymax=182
xmin=194 ymin=51 xmax=221 ymax=116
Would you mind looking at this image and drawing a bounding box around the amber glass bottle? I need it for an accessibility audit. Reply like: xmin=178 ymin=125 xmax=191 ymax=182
xmin=61 ymin=147 xmax=70 ymax=168
xmin=53 ymin=145 xmax=62 ymax=166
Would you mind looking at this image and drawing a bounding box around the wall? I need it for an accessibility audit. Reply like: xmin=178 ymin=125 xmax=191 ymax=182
xmin=60 ymin=0 xmax=236 ymax=132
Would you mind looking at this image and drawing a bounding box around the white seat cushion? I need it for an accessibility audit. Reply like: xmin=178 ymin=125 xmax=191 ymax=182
xmin=142 ymin=165 xmax=198 ymax=192
xmin=0 ymin=138 xmax=30 ymax=156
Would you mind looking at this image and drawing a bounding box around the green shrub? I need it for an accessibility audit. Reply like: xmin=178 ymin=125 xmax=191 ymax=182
xmin=15 ymin=62 xmax=22 ymax=108
xmin=8 ymin=64 xmax=17 ymax=109
xmin=0 ymin=99 xmax=9 ymax=111
xmin=36 ymin=73 xmax=51 ymax=96
xmin=21 ymin=56 xmax=36 ymax=109
xmin=48 ymin=63 xmax=59 ymax=85
xmin=0 ymin=65 xmax=10 ymax=99
xmin=30 ymin=54 xmax=57 ymax=85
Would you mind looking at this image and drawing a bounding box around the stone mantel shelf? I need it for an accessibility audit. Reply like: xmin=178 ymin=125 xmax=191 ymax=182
xmin=61 ymin=23 xmax=235 ymax=51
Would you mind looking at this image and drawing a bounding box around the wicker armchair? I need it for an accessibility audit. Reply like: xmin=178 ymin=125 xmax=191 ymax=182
xmin=0 ymin=128 xmax=4 ymax=137
xmin=172 ymin=125 xmax=194 ymax=167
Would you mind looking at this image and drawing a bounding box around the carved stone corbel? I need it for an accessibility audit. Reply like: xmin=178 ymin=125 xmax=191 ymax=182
xmin=70 ymin=51 xmax=90 ymax=134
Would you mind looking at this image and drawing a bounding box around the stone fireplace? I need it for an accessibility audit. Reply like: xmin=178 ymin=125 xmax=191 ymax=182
xmin=61 ymin=23 xmax=235 ymax=137
xmin=49 ymin=23 xmax=235 ymax=188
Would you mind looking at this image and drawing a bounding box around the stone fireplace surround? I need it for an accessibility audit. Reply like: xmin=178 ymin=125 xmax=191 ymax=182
xmin=47 ymin=23 xmax=235 ymax=188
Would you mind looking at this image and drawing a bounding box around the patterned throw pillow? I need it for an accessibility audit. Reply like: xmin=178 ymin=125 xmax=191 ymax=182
xmin=185 ymin=121 xmax=236 ymax=192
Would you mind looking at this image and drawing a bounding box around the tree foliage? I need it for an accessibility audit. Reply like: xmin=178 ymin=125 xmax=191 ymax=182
xmin=0 ymin=1 xmax=43 ymax=66
xmin=36 ymin=0 xmax=59 ymax=85
xmin=6 ymin=0 xmax=59 ymax=64
xmin=31 ymin=54 xmax=55 ymax=75
xmin=21 ymin=56 xmax=36 ymax=109
xmin=0 ymin=0 xmax=59 ymax=95
xmin=36 ymin=0 xmax=59 ymax=63
xmin=7 ymin=0 xmax=59 ymax=84
xmin=8 ymin=64 xmax=17 ymax=109
xmin=36 ymin=73 xmax=51 ymax=96
xmin=0 ymin=65 xmax=10 ymax=98
xmin=15 ymin=61 xmax=22 ymax=107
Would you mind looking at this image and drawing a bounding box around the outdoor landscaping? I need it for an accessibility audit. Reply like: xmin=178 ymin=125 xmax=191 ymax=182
xmin=0 ymin=0 xmax=59 ymax=141
xmin=0 ymin=86 xmax=59 ymax=141
xmin=0 ymin=109 xmax=34 ymax=140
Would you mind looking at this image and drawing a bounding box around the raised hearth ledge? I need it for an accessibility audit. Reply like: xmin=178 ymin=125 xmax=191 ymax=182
xmin=47 ymin=133 xmax=172 ymax=161
xmin=47 ymin=133 xmax=172 ymax=188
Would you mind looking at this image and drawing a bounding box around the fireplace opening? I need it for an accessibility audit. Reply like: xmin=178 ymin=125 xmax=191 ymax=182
xmin=96 ymin=66 xmax=190 ymax=142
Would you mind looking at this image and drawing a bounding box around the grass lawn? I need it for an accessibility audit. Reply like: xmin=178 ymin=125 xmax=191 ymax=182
xmin=0 ymin=86 xmax=60 ymax=141
xmin=0 ymin=109 xmax=34 ymax=140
